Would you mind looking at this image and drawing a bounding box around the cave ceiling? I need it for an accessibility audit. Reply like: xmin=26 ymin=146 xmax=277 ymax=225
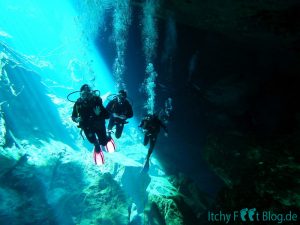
xmin=144 ymin=0 xmax=300 ymax=50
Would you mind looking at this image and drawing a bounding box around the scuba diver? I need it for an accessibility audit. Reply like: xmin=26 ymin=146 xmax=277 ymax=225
xmin=71 ymin=84 xmax=112 ymax=165
xmin=139 ymin=114 xmax=168 ymax=172
xmin=106 ymin=90 xmax=133 ymax=139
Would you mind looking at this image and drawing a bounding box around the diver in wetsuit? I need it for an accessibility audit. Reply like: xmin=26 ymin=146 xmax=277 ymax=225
xmin=106 ymin=90 xmax=133 ymax=139
xmin=139 ymin=114 xmax=168 ymax=171
xmin=71 ymin=84 xmax=110 ymax=153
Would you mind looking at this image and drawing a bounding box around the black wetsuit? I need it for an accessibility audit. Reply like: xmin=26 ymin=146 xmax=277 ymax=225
xmin=72 ymin=94 xmax=110 ymax=146
xmin=139 ymin=115 xmax=167 ymax=160
xmin=106 ymin=98 xmax=133 ymax=138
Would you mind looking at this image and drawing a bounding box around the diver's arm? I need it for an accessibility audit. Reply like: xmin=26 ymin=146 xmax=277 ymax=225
xmin=71 ymin=102 xmax=80 ymax=122
xmin=126 ymin=101 xmax=133 ymax=118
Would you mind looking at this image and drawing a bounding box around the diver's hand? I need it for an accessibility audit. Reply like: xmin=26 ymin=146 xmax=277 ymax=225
xmin=113 ymin=113 xmax=126 ymax=120
xmin=74 ymin=117 xmax=81 ymax=123
xmin=164 ymin=132 xmax=168 ymax=137
xmin=118 ymin=115 xmax=126 ymax=120
xmin=94 ymin=106 xmax=101 ymax=115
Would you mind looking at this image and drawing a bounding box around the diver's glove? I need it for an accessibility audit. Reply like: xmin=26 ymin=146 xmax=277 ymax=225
xmin=73 ymin=117 xmax=81 ymax=123
xmin=112 ymin=113 xmax=126 ymax=120
xmin=94 ymin=106 xmax=101 ymax=115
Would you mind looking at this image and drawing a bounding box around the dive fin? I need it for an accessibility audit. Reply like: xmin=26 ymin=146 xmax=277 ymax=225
xmin=105 ymin=138 xmax=116 ymax=153
xmin=93 ymin=147 xmax=105 ymax=165
xmin=141 ymin=159 xmax=150 ymax=173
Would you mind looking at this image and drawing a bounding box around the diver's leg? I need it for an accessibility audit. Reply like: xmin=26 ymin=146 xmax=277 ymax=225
xmin=107 ymin=118 xmax=114 ymax=131
xmin=83 ymin=128 xmax=97 ymax=143
xmin=96 ymin=122 xmax=109 ymax=146
xmin=107 ymin=118 xmax=116 ymax=138
xmin=146 ymin=135 xmax=156 ymax=160
xmin=143 ymin=134 xmax=149 ymax=146
xmin=115 ymin=123 xmax=124 ymax=139
xmin=83 ymin=128 xmax=100 ymax=152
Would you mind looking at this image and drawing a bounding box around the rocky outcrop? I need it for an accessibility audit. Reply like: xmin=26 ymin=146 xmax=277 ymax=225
xmin=0 ymin=138 xmax=214 ymax=225
xmin=0 ymin=45 xmax=75 ymax=149
xmin=201 ymin=70 xmax=300 ymax=217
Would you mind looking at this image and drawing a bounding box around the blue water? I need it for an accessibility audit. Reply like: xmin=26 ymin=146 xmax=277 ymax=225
xmin=0 ymin=1 xmax=224 ymax=223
